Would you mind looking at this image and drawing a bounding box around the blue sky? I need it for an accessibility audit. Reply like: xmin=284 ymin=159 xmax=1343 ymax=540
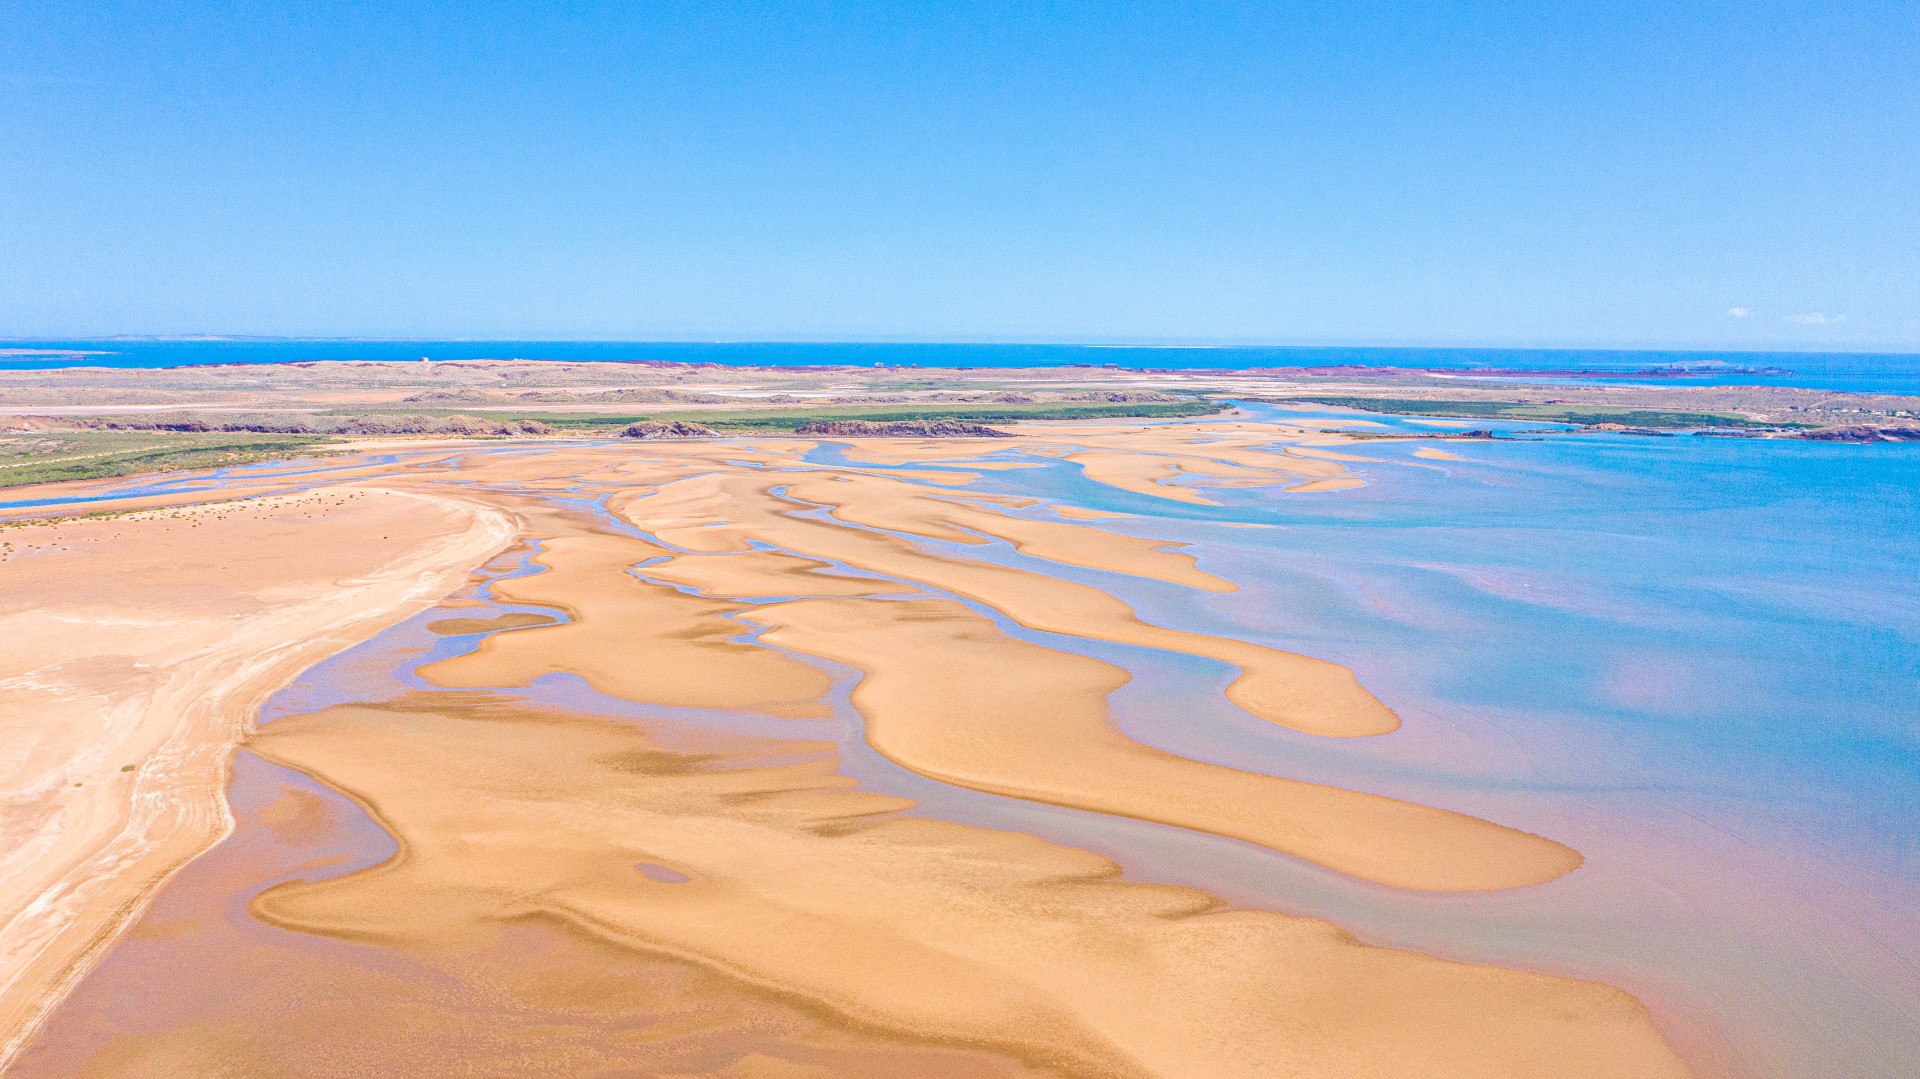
xmin=2 ymin=2 xmax=1915 ymax=348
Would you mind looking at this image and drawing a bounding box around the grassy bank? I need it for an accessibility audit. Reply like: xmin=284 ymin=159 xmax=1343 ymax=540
xmin=335 ymin=398 xmax=1227 ymax=431
xmin=1274 ymin=396 xmax=1778 ymax=429
xmin=0 ymin=431 xmax=333 ymax=489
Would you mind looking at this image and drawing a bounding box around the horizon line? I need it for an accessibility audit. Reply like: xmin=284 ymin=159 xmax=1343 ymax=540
xmin=3 ymin=336 xmax=1919 ymax=358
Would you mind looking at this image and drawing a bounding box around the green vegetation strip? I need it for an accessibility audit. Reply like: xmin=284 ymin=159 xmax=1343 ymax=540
xmin=0 ymin=432 xmax=332 ymax=489
xmin=1278 ymin=397 xmax=1778 ymax=429
xmin=335 ymin=399 xmax=1226 ymax=431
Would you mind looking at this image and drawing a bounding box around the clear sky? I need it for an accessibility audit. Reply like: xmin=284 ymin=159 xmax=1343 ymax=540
xmin=3 ymin=2 xmax=1915 ymax=348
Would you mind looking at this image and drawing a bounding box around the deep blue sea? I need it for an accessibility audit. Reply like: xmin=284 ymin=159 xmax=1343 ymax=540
xmin=5 ymin=339 xmax=1919 ymax=395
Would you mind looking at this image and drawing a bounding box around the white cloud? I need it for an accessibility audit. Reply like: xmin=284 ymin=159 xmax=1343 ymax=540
xmin=1785 ymin=312 xmax=1846 ymax=325
xmin=1726 ymin=307 xmax=1752 ymax=318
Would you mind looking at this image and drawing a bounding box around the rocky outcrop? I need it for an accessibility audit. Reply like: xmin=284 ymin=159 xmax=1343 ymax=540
xmin=620 ymin=420 xmax=719 ymax=439
xmin=1585 ymin=423 xmax=1674 ymax=436
xmin=792 ymin=419 xmax=1012 ymax=438
xmin=306 ymin=414 xmax=555 ymax=437
xmin=1799 ymin=425 xmax=1920 ymax=443
xmin=1062 ymin=391 xmax=1182 ymax=402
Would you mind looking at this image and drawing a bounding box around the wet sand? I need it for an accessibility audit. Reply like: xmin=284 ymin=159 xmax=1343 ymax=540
xmin=0 ymin=420 xmax=1694 ymax=1077
xmin=422 ymin=533 xmax=835 ymax=718
xmin=611 ymin=471 xmax=1403 ymax=738
xmin=14 ymin=750 xmax=1049 ymax=1079
xmin=231 ymin=695 xmax=1678 ymax=1079
xmin=744 ymin=596 xmax=1580 ymax=892
xmin=0 ymin=488 xmax=513 ymax=1064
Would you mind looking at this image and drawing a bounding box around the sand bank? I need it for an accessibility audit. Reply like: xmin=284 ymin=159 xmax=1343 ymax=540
xmin=420 ymin=533 xmax=834 ymax=717
xmin=1288 ymin=477 xmax=1367 ymax=492
xmin=614 ymin=471 xmax=1401 ymax=737
xmin=242 ymin=697 xmax=1684 ymax=1079
xmin=744 ymin=597 xmax=1580 ymax=892
xmin=820 ymin=420 xmax=1373 ymax=504
xmin=642 ymin=550 xmax=908 ymax=599
xmin=456 ymin=486 xmax=1568 ymax=888
xmin=15 ymin=746 xmax=1056 ymax=1079
xmin=0 ymin=488 xmax=513 ymax=1066
xmin=777 ymin=471 xmax=1236 ymax=591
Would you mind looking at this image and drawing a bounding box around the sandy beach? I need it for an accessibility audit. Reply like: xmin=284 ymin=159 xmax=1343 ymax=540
xmin=0 ymin=488 xmax=513 ymax=1065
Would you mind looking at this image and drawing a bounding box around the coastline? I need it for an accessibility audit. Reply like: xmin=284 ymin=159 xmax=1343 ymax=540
xmin=0 ymin=489 xmax=514 ymax=1067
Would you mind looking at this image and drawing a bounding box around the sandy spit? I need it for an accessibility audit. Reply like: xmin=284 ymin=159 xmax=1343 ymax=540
xmin=0 ymin=488 xmax=514 ymax=1067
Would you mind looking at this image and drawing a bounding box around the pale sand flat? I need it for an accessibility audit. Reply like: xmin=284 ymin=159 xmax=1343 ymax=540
xmin=1056 ymin=451 xmax=1220 ymax=504
xmin=612 ymin=471 xmax=1402 ymax=737
xmin=1285 ymin=446 xmax=1387 ymax=463
xmin=0 ymin=488 xmax=513 ymax=1066
xmin=419 ymin=533 xmax=834 ymax=718
xmin=248 ymin=699 xmax=1687 ymax=1079
xmin=742 ymin=596 xmax=1582 ymax=892
xmin=778 ymin=470 xmax=1236 ymax=592
xmin=641 ymin=550 xmax=909 ymax=599
xmin=1415 ymin=447 xmax=1467 ymax=461
xmin=428 ymin=542 xmax=1562 ymax=889
xmin=1288 ymin=477 xmax=1367 ymax=492
xmin=425 ymin=611 xmax=560 ymax=635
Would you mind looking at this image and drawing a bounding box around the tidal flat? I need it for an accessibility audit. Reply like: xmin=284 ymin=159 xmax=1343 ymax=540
xmin=0 ymin=403 xmax=1912 ymax=1078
